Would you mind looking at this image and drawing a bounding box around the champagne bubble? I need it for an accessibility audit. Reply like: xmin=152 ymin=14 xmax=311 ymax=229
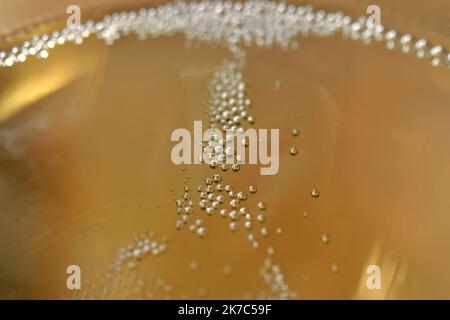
xmin=229 ymin=210 xmax=239 ymax=220
xmin=260 ymin=227 xmax=269 ymax=236
xmin=220 ymin=208 xmax=228 ymax=217
xmin=209 ymin=161 xmax=218 ymax=169
xmin=331 ymin=262 xmax=339 ymax=273
xmin=237 ymin=191 xmax=247 ymax=200
xmin=197 ymin=227 xmax=207 ymax=238
xmin=223 ymin=265 xmax=233 ymax=276
xmin=229 ymin=221 xmax=238 ymax=232
xmin=189 ymin=261 xmax=199 ymax=271
xmin=257 ymin=201 xmax=267 ymax=210
xmin=199 ymin=199 xmax=208 ymax=209
xmin=230 ymin=199 xmax=240 ymax=208
xmin=291 ymin=128 xmax=300 ymax=136
xmin=321 ymin=233 xmax=330 ymax=244
xmin=257 ymin=213 xmax=266 ymax=223
xmin=311 ymin=188 xmax=320 ymax=198
xmin=274 ymin=80 xmax=282 ymax=90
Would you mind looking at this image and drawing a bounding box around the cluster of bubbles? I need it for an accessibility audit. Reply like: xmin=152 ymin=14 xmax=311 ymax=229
xmin=176 ymin=171 xmax=274 ymax=248
xmin=195 ymin=61 xmax=256 ymax=169
xmin=111 ymin=231 xmax=168 ymax=271
xmin=175 ymin=168 xmax=295 ymax=298
xmin=2 ymin=1 xmax=450 ymax=68
xmin=175 ymin=185 xmax=195 ymax=231
xmin=172 ymin=42 xmax=296 ymax=297
xmin=260 ymin=258 xmax=297 ymax=299
xmin=189 ymin=261 xmax=233 ymax=277
xmin=208 ymin=62 xmax=254 ymax=132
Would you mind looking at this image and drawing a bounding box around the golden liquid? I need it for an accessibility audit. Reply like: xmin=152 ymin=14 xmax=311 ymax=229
xmin=1 ymin=1 xmax=450 ymax=299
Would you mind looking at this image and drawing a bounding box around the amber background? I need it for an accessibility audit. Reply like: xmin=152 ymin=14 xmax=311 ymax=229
xmin=0 ymin=1 xmax=450 ymax=299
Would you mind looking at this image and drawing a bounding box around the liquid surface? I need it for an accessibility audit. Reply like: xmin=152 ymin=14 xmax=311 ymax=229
xmin=1 ymin=1 xmax=450 ymax=299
